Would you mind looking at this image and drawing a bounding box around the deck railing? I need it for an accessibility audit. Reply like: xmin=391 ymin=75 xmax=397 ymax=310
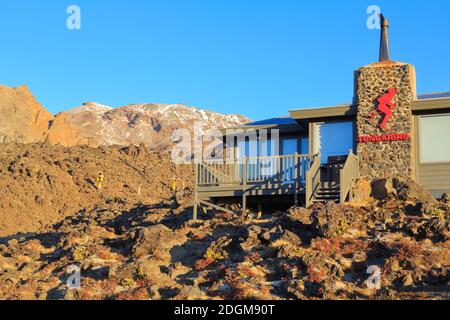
xmin=193 ymin=150 xmax=360 ymax=221
xmin=305 ymin=153 xmax=321 ymax=207
xmin=340 ymin=151 xmax=360 ymax=203
xmin=197 ymin=162 xmax=238 ymax=186
xmin=196 ymin=153 xmax=313 ymax=188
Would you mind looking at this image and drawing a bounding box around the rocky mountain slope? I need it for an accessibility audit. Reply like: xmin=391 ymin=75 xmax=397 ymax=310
xmin=0 ymin=85 xmax=250 ymax=151
xmin=0 ymin=145 xmax=448 ymax=300
xmin=0 ymin=143 xmax=193 ymax=237
xmin=0 ymin=85 xmax=53 ymax=144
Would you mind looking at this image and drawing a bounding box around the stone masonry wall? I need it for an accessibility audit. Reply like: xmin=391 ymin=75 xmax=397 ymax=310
xmin=355 ymin=62 xmax=417 ymax=180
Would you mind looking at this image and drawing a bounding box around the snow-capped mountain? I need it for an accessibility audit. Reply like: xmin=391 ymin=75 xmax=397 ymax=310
xmin=0 ymin=85 xmax=250 ymax=151
xmin=46 ymin=102 xmax=250 ymax=151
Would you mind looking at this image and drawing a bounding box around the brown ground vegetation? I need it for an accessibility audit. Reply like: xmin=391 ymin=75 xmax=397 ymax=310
xmin=0 ymin=144 xmax=449 ymax=300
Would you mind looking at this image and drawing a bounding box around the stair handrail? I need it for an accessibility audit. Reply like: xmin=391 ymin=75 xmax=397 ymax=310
xmin=339 ymin=150 xmax=360 ymax=203
xmin=306 ymin=152 xmax=321 ymax=207
xmin=198 ymin=160 xmax=237 ymax=186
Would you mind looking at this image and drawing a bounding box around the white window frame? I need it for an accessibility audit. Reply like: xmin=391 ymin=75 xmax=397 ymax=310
xmin=419 ymin=113 xmax=450 ymax=164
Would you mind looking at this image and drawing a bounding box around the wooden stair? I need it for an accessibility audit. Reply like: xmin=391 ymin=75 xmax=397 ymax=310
xmin=313 ymin=183 xmax=341 ymax=203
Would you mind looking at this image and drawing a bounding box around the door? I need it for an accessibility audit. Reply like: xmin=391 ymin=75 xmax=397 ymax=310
xmin=281 ymin=138 xmax=298 ymax=182
xmin=314 ymin=121 xmax=355 ymax=164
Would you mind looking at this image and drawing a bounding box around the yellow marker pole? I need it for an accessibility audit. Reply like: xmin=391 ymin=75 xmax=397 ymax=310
xmin=96 ymin=172 xmax=104 ymax=190
xmin=171 ymin=178 xmax=177 ymax=192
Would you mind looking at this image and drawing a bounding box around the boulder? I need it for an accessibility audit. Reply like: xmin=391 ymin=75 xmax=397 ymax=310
xmin=148 ymin=286 xmax=162 ymax=300
xmin=277 ymin=244 xmax=304 ymax=259
xmin=175 ymin=285 xmax=205 ymax=300
xmin=418 ymin=218 xmax=450 ymax=242
xmin=203 ymin=236 xmax=232 ymax=260
xmin=441 ymin=193 xmax=450 ymax=203
xmin=401 ymin=274 xmax=414 ymax=287
xmin=137 ymin=259 xmax=163 ymax=280
xmin=393 ymin=178 xmax=438 ymax=205
xmin=353 ymin=179 xmax=372 ymax=201
xmin=239 ymin=226 xmax=263 ymax=251
xmin=131 ymin=225 xmax=176 ymax=258
xmin=266 ymin=229 xmax=302 ymax=247
xmin=277 ymin=230 xmax=302 ymax=246
xmin=311 ymin=202 xmax=349 ymax=238
xmin=261 ymin=226 xmax=284 ymax=242
xmin=301 ymin=251 xmax=344 ymax=279
xmin=371 ymin=179 xmax=396 ymax=200
xmin=121 ymin=144 xmax=148 ymax=160
xmin=167 ymin=262 xmax=191 ymax=280
xmin=284 ymin=207 xmax=312 ymax=225
xmin=286 ymin=280 xmax=305 ymax=299
xmin=64 ymin=288 xmax=80 ymax=300
xmin=137 ymin=143 xmax=148 ymax=160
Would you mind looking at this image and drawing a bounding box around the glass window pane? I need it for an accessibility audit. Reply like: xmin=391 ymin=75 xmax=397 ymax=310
xmin=237 ymin=140 xmax=246 ymax=159
xmin=282 ymin=138 xmax=297 ymax=155
xmin=248 ymin=139 xmax=258 ymax=158
xmin=420 ymin=115 xmax=450 ymax=163
xmin=315 ymin=121 xmax=354 ymax=164
xmin=281 ymin=138 xmax=297 ymax=182
xmin=259 ymin=138 xmax=272 ymax=157
xmin=300 ymin=136 xmax=309 ymax=155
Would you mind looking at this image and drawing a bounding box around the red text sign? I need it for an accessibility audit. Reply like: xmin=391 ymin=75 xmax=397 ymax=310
xmin=358 ymin=133 xmax=410 ymax=144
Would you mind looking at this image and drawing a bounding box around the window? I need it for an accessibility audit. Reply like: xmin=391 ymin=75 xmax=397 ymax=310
xmin=282 ymin=138 xmax=298 ymax=156
xmin=314 ymin=121 xmax=355 ymax=164
xmin=420 ymin=114 xmax=450 ymax=163
xmin=280 ymin=136 xmax=309 ymax=156
xmin=280 ymin=138 xmax=298 ymax=182
xmin=300 ymin=136 xmax=309 ymax=155
xmin=236 ymin=135 xmax=258 ymax=160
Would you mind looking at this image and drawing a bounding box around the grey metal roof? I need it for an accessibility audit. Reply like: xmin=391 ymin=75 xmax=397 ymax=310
xmin=417 ymin=91 xmax=450 ymax=100
xmin=244 ymin=117 xmax=297 ymax=126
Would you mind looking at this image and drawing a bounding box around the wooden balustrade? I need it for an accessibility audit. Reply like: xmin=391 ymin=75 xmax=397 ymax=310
xmin=339 ymin=151 xmax=360 ymax=203
xmin=196 ymin=154 xmax=312 ymax=188
xmin=305 ymin=153 xmax=321 ymax=207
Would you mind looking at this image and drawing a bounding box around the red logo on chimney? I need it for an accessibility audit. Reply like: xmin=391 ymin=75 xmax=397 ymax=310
xmin=367 ymin=88 xmax=398 ymax=130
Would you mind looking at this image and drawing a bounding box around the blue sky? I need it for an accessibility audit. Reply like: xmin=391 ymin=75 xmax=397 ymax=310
xmin=0 ymin=0 xmax=449 ymax=120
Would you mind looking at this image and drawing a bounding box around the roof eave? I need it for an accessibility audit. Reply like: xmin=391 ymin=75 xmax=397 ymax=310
xmin=289 ymin=104 xmax=356 ymax=120
xmin=219 ymin=122 xmax=307 ymax=135
xmin=412 ymin=97 xmax=450 ymax=112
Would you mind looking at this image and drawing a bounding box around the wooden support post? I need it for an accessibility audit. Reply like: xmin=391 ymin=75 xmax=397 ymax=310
xmin=242 ymin=157 xmax=247 ymax=215
xmin=242 ymin=193 xmax=247 ymax=216
xmin=257 ymin=199 xmax=262 ymax=219
xmin=294 ymin=152 xmax=299 ymax=206
xmin=193 ymin=193 xmax=198 ymax=221
xmin=193 ymin=163 xmax=199 ymax=221
xmin=350 ymin=180 xmax=354 ymax=202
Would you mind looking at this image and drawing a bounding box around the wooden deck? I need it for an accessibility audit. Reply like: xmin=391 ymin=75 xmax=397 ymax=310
xmin=193 ymin=154 xmax=315 ymax=219
xmin=192 ymin=151 xmax=360 ymax=220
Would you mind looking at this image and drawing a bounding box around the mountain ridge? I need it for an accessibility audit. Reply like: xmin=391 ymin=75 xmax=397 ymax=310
xmin=0 ymin=85 xmax=251 ymax=151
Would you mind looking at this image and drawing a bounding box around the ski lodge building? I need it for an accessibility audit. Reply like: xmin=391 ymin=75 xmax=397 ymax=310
xmin=192 ymin=16 xmax=450 ymax=219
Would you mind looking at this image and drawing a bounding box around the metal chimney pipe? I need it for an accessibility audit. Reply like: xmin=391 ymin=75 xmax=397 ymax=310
xmin=379 ymin=14 xmax=390 ymax=62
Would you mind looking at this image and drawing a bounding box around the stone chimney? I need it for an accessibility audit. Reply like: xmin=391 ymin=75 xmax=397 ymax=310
xmin=354 ymin=15 xmax=417 ymax=181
